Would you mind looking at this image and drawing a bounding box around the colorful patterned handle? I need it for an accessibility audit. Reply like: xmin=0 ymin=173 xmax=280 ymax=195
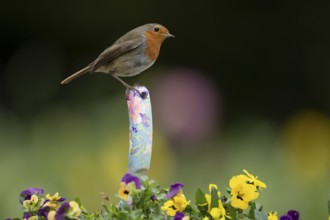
xmin=126 ymin=86 xmax=153 ymax=175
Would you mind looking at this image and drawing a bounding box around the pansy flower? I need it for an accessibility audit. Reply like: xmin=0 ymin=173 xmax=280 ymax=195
xmin=43 ymin=192 xmax=66 ymax=210
xmin=48 ymin=202 xmax=70 ymax=220
xmin=19 ymin=188 xmax=45 ymax=214
xmin=23 ymin=213 xmax=32 ymax=219
xmin=24 ymin=215 xmax=38 ymax=220
xmin=47 ymin=201 xmax=81 ymax=220
xmin=162 ymin=183 xmax=190 ymax=216
xmin=167 ymin=183 xmax=184 ymax=198
xmin=23 ymin=194 xmax=39 ymax=209
xmin=278 ymin=210 xmax=299 ymax=220
xmin=229 ymin=175 xmax=259 ymax=209
xmin=286 ymin=210 xmax=299 ymax=220
xmin=68 ymin=201 xmax=81 ymax=216
xmin=19 ymin=188 xmax=44 ymax=204
xmin=209 ymin=207 xmax=226 ymax=220
xmin=203 ymin=184 xmax=226 ymax=220
xmin=150 ymin=194 xmax=157 ymax=201
xmin=118 ymin=173 xmax=141 ymax=204
xmin=268 ymin=211 xmax=278 ymax=220
xmin=239 ymin=169 xmax=266 ymax=190
xmin=38 ymin=206 xmax=50 ymax=218
xmin=279 ymin=215 xmax=293 ymax=220
xmin=174 ymin=211 xmax=190 ymax=220
xmin=121 ymin=173 xmax=141 ymax=189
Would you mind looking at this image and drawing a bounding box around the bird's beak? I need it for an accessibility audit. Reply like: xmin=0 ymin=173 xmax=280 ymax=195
xmin=167 ymin=33 xmax=175 ymax=38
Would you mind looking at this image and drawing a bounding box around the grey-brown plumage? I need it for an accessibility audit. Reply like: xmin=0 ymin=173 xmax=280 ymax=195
xmin=61 ymin=23 xmax=174 ymax=88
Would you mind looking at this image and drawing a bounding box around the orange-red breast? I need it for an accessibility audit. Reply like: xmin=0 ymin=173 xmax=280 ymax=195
xmin=61 ymin=23 xmax=174 ymax=90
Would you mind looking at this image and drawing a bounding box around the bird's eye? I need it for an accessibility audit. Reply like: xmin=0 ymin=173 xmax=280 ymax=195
xmin=154 ymin=27 xmax=160 ymax=32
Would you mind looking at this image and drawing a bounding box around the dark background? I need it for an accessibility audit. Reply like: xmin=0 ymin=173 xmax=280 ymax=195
xmin=1 ymin=0 xmax=329 ymax=218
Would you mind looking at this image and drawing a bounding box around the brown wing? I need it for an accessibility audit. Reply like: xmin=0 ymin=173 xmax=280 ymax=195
xmin=90 ymin=38 xmax=143 ymax=72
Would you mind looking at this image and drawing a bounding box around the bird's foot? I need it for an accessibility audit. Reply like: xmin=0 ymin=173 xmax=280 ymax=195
xmin=127 ymin=85 xmax=147 ymax=99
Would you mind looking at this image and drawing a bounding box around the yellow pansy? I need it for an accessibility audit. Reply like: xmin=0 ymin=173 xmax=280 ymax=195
xmin=69 ymin=201 xmax=81 ymax=216
xmin=173 ymin=193 xmax=190 ymax=211
xmin=161 ymin=200 xmax=177 ymax=216
xmin=118 ymin=182 xmax=130 ymax=201
xmin=267 ymin=211 xmax=278 ymax=220
xmin=46 ymin=192 xmax=62 ymax=201
xmin=44 ymin=192 xmax=64 ymax=210
xmin=240 ymin=169 xmax=266 ymax=189
xmin=209 ymin=206 xmax=226 ymax=220
xmin=47 ymin=211 xmax=56 ymax=220
xmin=23 ymin=194 xmax=39 ymax=209
xmin=230 ymin=175 xmax=259 ymax=209
xmin=161 ymin=191 xmax=190 ymax=216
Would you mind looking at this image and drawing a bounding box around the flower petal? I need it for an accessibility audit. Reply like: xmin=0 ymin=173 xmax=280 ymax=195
xmin=19 ymin=188 xmax=44 ymax=204
xmin=167 ymin=183 xmax=184 ymax=198
xmin=121 ymin=173 xmax=141 ymax=189
xmin=279 ymin=215 xmax=293 ymax=220
xmin=287 ymin=210 xmax=299 ymax=220
xmin=174 ymin=211 xmax=186 ymax=220
xmin=55 ymin=202 xmax=70 ymax=220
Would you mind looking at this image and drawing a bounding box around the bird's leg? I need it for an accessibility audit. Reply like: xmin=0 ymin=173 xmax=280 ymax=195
xmin=111 ymin=74 xmax=143 ymax=97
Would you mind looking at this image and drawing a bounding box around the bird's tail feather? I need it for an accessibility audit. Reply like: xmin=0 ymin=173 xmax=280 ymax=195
xmin=61 ymin=66 xmax=91 ymax=84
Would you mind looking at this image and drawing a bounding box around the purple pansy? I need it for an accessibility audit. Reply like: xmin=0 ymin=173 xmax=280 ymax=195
xmin=58 ymin=197 xmax=66 ymax=202
xmin=121 ymin=173 xmax=141 ymax=189
xmin=279 ymin=210 xmax=299 ymax=220
xmin=150 ymin=194 xmax=157 ymax=201
xmin=19 ymin=188 xmax=44 ymax=204
xmin=174 ymin=211 xmax=186 ymax=220
xmin=23 ymin=213 xmax=32 ymax=218
xmin=287 ymin=210 xmax=299 ymax=220
xmin=55 ymin=202 xmax=70 ymax=220
xmin=167 ymin=183 xmax=184 ymax=198
xmin=279 ymin=215 xmax=293 ymax=220
xmin=38 ymin=206 xmax=50 ymax=217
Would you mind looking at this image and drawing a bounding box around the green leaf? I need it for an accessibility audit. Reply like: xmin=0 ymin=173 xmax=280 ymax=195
xmin=248 ymin=202 xmax=256 ymax=219
xmin=227 ymin=205 xmax=238 ymax=220
xmin=195 ymin=188 xmax=207 ymax=205
xmin=210 ymin=186 xmax=219 ymax=209
xmin=195 ymin=188 xmax=208 ymax=214
xmin=102 ymin=204 xmax=110 ymax=213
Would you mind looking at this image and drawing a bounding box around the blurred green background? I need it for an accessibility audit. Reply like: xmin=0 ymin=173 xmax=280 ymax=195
xmin=1 ymin=0 xmax=330 ymax=219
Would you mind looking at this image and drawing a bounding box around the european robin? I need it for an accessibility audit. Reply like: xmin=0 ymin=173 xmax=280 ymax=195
xmin=61 ymin=23 xmax=174 ymax=93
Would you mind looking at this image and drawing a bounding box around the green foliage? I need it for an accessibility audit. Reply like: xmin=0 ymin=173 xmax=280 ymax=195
xmin=227 ymin=205 xmax=238 ymax=220
xmin=9 ymin=171 xmax=311 ymax=220
xmin=77 ymin=177 xmax=168 ymax=220
xmin=210 ymin=186 xmax=219 ymax=210
xmin=195 ymin=188 xmax=208 ymax=216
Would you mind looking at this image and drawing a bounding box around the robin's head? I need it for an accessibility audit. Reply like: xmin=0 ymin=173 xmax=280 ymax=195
xmin=144 ymin=24 xmax=174 ymax=43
